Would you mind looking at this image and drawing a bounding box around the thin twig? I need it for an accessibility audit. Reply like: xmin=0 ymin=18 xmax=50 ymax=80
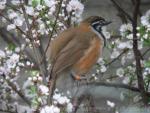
xmin=110 ymin=0 xmax=133 ymax=22
xmin=2 ymin=74 xmax=31 ymax=106
xmin=105 ymin=48 xmax=129 ymax=66
xmin=0 ymin=28 xmax=36 ymax=63
xmin=20 ymin=0 xmax=47 ymax=82
xmin=40 ymin=0 xmax=63 ymax=64
xmin=142 ymin=47 xmax=150 ymax=57
xmin=0 ymin=12 xmax=27 ymax=36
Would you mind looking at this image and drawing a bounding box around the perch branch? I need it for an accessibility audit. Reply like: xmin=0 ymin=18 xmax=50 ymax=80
xmin=80 ymin=81 xmax=150 ymax=96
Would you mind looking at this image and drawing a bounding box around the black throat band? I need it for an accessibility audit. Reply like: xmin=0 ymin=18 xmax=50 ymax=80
xmin=91 ymin=24 xmax=106 ymax=47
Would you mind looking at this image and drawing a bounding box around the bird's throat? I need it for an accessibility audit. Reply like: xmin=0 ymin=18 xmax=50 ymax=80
xmin=91 ymin=26 xmax=106 ymax=47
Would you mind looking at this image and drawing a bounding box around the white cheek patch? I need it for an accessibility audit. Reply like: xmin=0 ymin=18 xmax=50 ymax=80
xmin=96 ymin=25 xmax=101 ymax=31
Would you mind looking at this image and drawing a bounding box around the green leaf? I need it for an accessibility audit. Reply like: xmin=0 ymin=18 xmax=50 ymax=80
xmin=30 ymin=86 xmax=37 ymax=94
xmin=8 ymin=43 xmax=16 ymax=51
xmin=144 ymin=61 xmax=150 ymax=67
xmin=32 ymin=0 xmax=41 ymax=7
xmin=138 ymin=26 xmax=146 ymax=37
xmin=31 ymin=97 xmax=39 ymax=107
xmin=28 ymin=70 xmax=39 ymax=77
xmin=143 ymin=39 xmax=150 ymax=46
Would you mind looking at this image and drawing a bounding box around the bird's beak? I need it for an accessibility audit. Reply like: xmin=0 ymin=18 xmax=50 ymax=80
xmin=104 ymin=21 xmax=112 ymax=26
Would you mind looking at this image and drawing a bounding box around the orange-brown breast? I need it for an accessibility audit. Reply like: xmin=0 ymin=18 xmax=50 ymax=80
xmin=72 ymin=36 xmax=102 ymax=75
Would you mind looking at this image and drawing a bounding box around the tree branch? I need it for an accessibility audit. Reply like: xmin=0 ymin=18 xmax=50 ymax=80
xmin=132 ymin=0 xmax=148 ymax=104
xmin=80 ymin=81 xmax=150 ymax=96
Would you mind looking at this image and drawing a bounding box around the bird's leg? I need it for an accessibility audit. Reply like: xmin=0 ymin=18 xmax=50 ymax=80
xmin=70 ymin=71 xmax=87 ymax=81
xmin=70 ymin=71 xmax=89 ymax=86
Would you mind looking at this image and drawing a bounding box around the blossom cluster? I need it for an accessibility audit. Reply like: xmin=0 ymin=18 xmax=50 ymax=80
xmin=0 ymin=48 xmax=22 ymax=77
xmin=40 ymin=90 xmax=73 ymax=113
xmin=93 ymin=9 xmax=150 ymax=91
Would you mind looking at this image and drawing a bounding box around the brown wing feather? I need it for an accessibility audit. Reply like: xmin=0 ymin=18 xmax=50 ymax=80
xmin=52 ymin=32 xmax=95 ymax=74
xmin=46 ymin=27 xmax=75 ymax=63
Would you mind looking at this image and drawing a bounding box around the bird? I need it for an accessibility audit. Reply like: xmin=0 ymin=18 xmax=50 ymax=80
xmin=46 ymin=16 xmax=111 ymax=80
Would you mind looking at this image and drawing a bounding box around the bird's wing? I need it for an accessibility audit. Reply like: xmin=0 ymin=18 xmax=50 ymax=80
xmin=46 ymin=28 xmax=75 ymax=63
xmin=52 ymin=32 xmax=95 ymax=74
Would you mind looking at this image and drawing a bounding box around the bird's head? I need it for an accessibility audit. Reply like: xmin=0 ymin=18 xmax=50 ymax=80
xmin=82 ymin=16 xmax=111 ymax=31
xmin=81 ymin=16 xmax=111 ymax=47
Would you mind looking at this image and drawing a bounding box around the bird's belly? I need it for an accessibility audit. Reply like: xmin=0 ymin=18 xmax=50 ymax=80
xmin=72 ymin=38 xmax=102 ymax=75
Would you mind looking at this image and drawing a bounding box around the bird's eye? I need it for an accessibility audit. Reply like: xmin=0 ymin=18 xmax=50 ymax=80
xmin=99 ymin=20 xmax=106 ymax=25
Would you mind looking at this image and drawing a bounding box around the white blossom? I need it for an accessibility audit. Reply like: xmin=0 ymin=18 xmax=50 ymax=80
xmin=40 ymin=105 xmax=60 ymax=113
xmin=36 ymin=4 xmax=43 ymax=11
xmin=15 ymin=47 xmax=21 ymax=53
xmin=11 ymin=0 xmax=20 ymax=5
xmin=66 ymin=0 xmax=84 ymax=21
xmin=7 ymin=24 xmax=16 ymax=31
xmin=44 ymin=0 xmax=56 ymax=15
xmin=14 ymin=16 xmax=24 ymax=26
xmin=26 ymin=61 xmax=31 ymax=66
xmin=117 ymin=42 xmax=127 ymax=49
xmin=100 ymin=65 xmax=107 ymax=73
xmin=32 ymin=76 xmax=37 ymax=81
xmin=37 ymin=76 xmax=43 ymax=82
xmin=143 ymin=34 xmax=148 ymax=39
xmin=39 ymin=85 xmax=49 ymax=95
xmin=6 ymin=53 xmax=20 ymax=69
xmin=97 ymin=58 xmax=105 ymax=65
xmin=0 ymin=0 xmax=6 ymax=10
xmin=116 ymin=68 xmax=124 ymax=77
xmin=126 ymin=34 xmax=133 ymax=39
xmin=53 ymin=93 xmax=70 ymax=105
xmin=120 ymin=23 xmax=133 ymax=37
xmin=0 ymin=50 xmax=6 ymax=58
xmin=111 ymin=49 xmax=120 ymax=59
xmin=25 ymin=6 xmax=34 ymax=16
xmin=122 ymin=77 xmax=130 ymax=84
xmin=126 ymin=51 xmax=134 ymax=59
xmin=0 ymin=66 xmax=11 ymax=75
xmin=141 ymin=10 xmax=150 ymax=28
xmin=66 ymin=103 xmax=73 ymax=113
xmin=7 ymin=9 xmax=18 ymax=19
xmin=48 ymin=5 xmax=56 ymax=15
xmin=106 ymin=100 xmax=115 ymax=108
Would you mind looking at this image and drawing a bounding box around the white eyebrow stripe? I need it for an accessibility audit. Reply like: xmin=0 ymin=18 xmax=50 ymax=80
xmin=92 ymin=21 xmax=100 ymax=26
